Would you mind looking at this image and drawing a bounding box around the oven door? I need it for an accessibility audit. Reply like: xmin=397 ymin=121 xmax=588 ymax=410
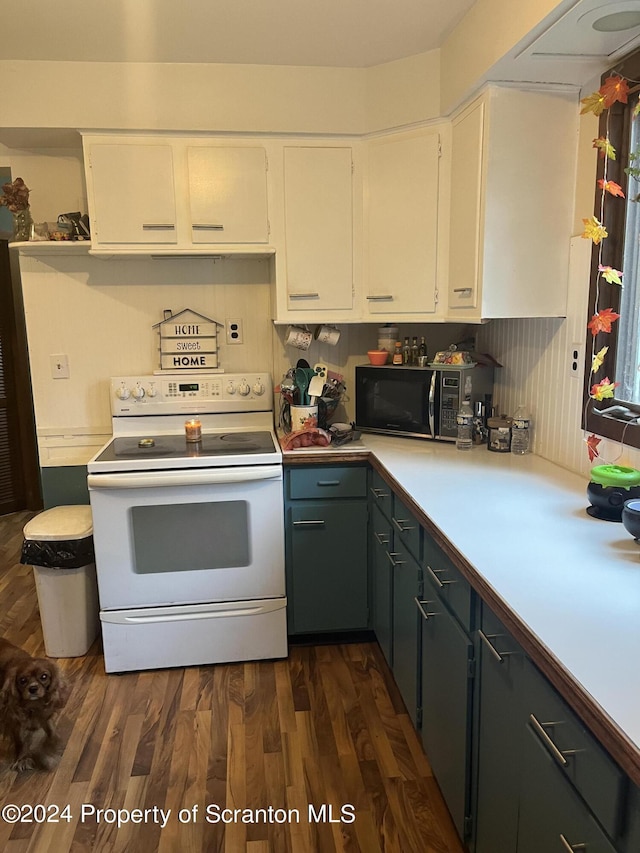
xmin=88 ymin=465 xmax=284 ymax=610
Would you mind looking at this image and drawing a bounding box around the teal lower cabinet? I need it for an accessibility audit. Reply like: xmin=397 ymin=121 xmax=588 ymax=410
xmin=391 ymin=547 xmax=421 ymax=727
xmin=517 ymin=723 xmax=618 ymax=853
xmin=418 ymin=567 xmax=474 ymax=842
xmin=370 ymin=501 xmax=393 ymax=666
xmin=285 ymin=465 xmax=369 ymax=635
xmin=473 ymin=607 xmax=526 ymax=853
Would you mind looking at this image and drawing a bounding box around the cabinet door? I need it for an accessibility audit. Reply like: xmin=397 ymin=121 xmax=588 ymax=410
xmin=391 ymin=548 xmax=420 ymax=725
xmin=88 ymin=144 xmax=177 ymax=245
xmin=187 ymin=146 xmax=269 ymax=243
xmin=517 ymin=724 xmax=618 ymax=853
xmin=418 ymin=579 xmax=473 ymax=841
xmin=474 ymin=612 xmax=525 ymax=853
xmin=370 ymin=502 xmax=393 ymax=666
xmin=283 ymin=147 xmax=353 ymax=311
xmin=366 ymin=130 xmax=440 ymax=315
xmin=288 ymin=500 xmax=367 ymax=633
xmin=448 ymin=99 xmax=483 ymax=312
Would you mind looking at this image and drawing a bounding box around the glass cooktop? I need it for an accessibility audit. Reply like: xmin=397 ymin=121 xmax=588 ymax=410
xmin=94 ymin=430 xmax=277 ymax=463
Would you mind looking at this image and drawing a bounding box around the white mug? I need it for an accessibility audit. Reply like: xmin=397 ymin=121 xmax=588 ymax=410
xmin=290 ymin=405 xmax=319 ymax=432
xmin=314 ymin=324 xmax=341 ymax=346
xmin=285 ymin=325 xmax=313 ymax=350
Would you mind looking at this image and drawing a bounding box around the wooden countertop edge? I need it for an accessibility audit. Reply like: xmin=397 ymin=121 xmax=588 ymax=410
xmin=282 ymin=450 xmax=372 ymax=465
xmin=367 ymin=456 xmax=640 ymax=788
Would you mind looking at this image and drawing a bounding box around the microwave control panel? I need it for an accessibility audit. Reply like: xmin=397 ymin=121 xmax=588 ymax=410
xmin=439 ymin=374 xmax=461 ymax=438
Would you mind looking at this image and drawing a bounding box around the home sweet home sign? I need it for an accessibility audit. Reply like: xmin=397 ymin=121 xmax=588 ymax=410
xmin=154 ymin=308 xmax=223 ymax=371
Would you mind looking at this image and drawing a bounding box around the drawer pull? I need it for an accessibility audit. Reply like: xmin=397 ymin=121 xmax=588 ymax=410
xmin=559 ymin=834 xmax=586 ymax=852
xmin=289 ymin=292 xmax=320 ymax=300
xmin=366 ymin=295 xmax=394 ymax=301
xmin=317 ymin=480 xmax=340 ymax=487
xmin=529 ymin=714 xmax=570 ymax=767
xmin=374 ymin=531 xmax=390 ymax=546
xmin=453 ymin=287 xmax=473 ymax=294
xmin=415 ymin=597 xmax=438 ymax=620
xmin=292 ymin=520 xmax=325 ymax=528
xmin=142 ymin=223 xmax=176 ymax=230
xmin=392 ymin=517 xmax=416 ymax=533
xmin=425 ymin=564 xmax=454 ymax=588
xmin=478 ymin=630 xmax=516 ymax=664
xmin=369 ymin=487 xmax=389 ymax=499
xmin=192 ymin=223 xmax=224 ymax=230
xmin=387 ymin=552 xmax=406 ymax=568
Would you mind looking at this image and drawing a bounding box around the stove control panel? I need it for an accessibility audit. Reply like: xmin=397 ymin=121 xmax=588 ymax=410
xmin=111 ymin=373 xmax=273 ymax=416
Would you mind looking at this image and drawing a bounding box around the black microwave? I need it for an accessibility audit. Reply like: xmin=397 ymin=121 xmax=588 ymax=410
xmin=355 ymin=364 xmax=494 ymax=441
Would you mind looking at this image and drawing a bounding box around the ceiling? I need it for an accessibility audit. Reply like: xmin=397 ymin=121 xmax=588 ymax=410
xmin=0 ymin=0 xmax=476 ymax=69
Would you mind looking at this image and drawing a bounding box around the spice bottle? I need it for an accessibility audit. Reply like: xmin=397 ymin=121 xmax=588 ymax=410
xmin=392 ymin=341 xmax=403 ymax=365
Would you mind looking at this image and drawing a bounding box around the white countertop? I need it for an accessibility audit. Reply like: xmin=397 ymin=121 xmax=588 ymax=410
xmin=287 ymin=434 xmax=640 ymax=776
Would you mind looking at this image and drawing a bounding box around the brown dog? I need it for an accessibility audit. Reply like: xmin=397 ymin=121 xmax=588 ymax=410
xmin=0 ymin=638 xmax=69 ymax=771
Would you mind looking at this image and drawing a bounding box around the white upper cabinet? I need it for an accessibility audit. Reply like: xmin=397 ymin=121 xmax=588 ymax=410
xmin=87 ymin=143 xmax=178 ymax=245
xmin=447 ymin=85 xmax=579 ymax=321
xmin=187 ymin=146 xmax=269 ymax=244
xmin=83 ymin=135 xmax=274 ymax=256
xmin=274 ymin=146 xmax=355 ymax=317
xmin=364 ymin=127 xmax=445 ymax=320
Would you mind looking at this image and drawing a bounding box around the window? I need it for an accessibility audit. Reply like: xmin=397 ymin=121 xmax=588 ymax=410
xmin=584 ymin=49 xmax=640 ymax=450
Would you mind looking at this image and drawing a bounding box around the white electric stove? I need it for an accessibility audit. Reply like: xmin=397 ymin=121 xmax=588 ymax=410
xmin=87 ymin=373 xmax=286 ymax=673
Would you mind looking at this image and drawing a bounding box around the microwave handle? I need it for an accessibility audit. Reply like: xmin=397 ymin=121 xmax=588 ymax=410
xmin=428 ymin=373 xmax=436 ymax=439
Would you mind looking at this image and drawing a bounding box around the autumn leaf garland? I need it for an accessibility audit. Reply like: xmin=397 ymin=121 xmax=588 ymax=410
xmin=580 ymin=73 xmax=630 ymax=461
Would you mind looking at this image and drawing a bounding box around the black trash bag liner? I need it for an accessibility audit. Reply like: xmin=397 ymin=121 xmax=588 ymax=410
xmin=20 ymin=536 xmax=94 ymax=570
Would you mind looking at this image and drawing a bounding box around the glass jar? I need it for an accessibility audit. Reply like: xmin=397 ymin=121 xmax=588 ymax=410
xmin=11 ymin=208 xmax=33 ymax=242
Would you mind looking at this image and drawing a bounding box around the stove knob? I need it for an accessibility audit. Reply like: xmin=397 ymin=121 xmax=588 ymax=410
xmin=252 ymin=381 xmax=265 ymax=396
xmin=146 ymin=383 xmax=158 ymax=398
xmin=238 ymin=381 xmax=251 ymax=397
xmin=131 ymin=383 xmax=145 ymax=401
xmin=226 ymin=382 xmax=236 ymax=395
xmin=115 ymin=383 xmax=131 ymax=401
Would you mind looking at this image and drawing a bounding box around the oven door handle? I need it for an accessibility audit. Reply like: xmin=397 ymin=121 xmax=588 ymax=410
xmin=87 ymin=465 xmax=283 ymax=489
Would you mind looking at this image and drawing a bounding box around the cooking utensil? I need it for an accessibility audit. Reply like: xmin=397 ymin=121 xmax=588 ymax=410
xmin=294 ymin=369 xmax=310 ymax=405
xmin=308 ymin=373 xmax=325 ymax=402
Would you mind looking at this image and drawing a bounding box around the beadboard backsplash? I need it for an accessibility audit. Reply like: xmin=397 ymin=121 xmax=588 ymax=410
xmin=478 ymin=236 xmax=640 ymax=479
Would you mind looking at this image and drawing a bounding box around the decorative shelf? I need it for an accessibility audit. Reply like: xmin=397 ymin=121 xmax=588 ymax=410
xmin=9 ymin=240 xmax=92 ymax=256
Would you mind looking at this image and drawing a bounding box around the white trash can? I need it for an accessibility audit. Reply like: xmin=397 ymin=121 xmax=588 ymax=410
xmin=21 ymin=505 xmax=99 ymax=658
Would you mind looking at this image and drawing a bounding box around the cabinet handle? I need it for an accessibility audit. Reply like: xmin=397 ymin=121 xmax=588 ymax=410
xmin=453 ymin=287 xmax=473 ymax=294
xmin=317 ymin=480 xmax=340 ymax=487
xmin=415 ymin=597 xmax=438 ymax=620
xmin=366 ymin=295 xmax=394 ymax=301
xmin=192 ymin=224 xmax=224 ymax=230
xmin=478 ymin=629 xmax=516 ymax=664
xmin=142 ymin=223 xmax=176 ymax=230
xmin=289 ymin=292 xmax=320 ymax=300
xmin=386 ymin=552 xmax=405 ymax=568
xmin=292 ymin=520 xmax=325 ymax=528
xmin=369 ymin=487 xmax=389 ymax=499
xmin=529 ymin=714 xmax=570 ymax=768
xmin=392 ymin=517 xmax=416 ymax=534
xmin=559 ymin=834 xmax=586 ymax=852
xmin=425 ymin=563 xmax=454 ymax=588
xmin=374 ymin=531 xmax=390 ymax=546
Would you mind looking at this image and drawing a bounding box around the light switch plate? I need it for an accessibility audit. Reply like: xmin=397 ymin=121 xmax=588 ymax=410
xmin=50 ymin=353 xmax=70 ymax=379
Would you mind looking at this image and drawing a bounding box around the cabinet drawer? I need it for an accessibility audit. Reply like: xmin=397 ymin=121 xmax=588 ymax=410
xmin=523 ymin=658 xmax=625 ymax=838
xmin=288 ymin=466 xmax=367 ymax=500
xmin=391 ymin=497 xmax=421 ymax=562
xmin=369 ymin=469 xmax=393 ymax=519
xmin=423 ymin=536 xmax=472 ymax=633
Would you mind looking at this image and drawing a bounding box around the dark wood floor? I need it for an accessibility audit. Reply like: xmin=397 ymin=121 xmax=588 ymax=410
xmin=0 ymin=510 xmax=464 ymax=853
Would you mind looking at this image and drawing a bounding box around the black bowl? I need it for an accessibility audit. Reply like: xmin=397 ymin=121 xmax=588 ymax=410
xmin=586 ymin=482 xmax=640 ymax=521
xmin=622 ymin=499 xmax=640 ymax=540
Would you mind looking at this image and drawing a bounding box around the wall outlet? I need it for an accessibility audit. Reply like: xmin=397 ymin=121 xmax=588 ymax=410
xmin=569 ymin=343 xmax=584 ymax=379
xmin=50 ymin=353 xmax=70 ymax=379
xmin=226 ymin=319 xmax=243 ymax=345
